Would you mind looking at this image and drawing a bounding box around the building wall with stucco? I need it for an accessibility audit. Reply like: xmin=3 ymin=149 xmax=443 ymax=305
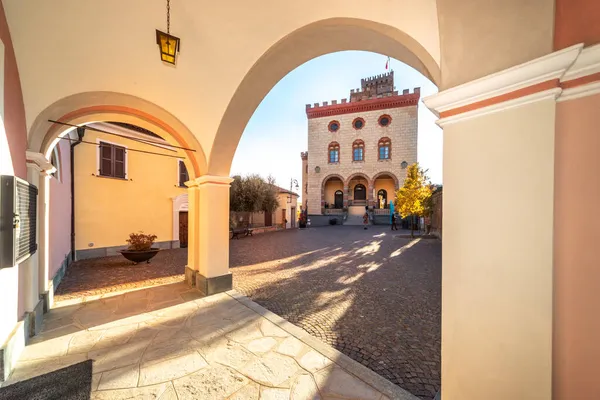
xmin=73 ymin=127 xmax=188 ymax=258
xmin=304 ymin=77 xmax=418 ymax=215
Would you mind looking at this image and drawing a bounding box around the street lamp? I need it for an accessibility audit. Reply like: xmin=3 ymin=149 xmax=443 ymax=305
xmin=289 ymin=178 xmax=299 ymax=204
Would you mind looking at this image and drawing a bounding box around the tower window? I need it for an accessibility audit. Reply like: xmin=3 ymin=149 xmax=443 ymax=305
xmin=328 ymin=142 xmax=340 ymax=163
xmin=353 ymin=139 xmax=364 ymax=162
xmin=352 ymin=117 xmax=365 ymax=130
xmin=378 ymin=114 xmax=392 ymax=127
xmin=378 ymin=137 xmax=391 ymax=160
xmin=328 ymin=120 xmax=340 ymax=132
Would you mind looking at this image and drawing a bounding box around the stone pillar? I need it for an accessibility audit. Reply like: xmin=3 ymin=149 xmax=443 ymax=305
xmin=185 ymin=175 xmax=233 ymax=296
xmin=424 ymin=45 xmax=583 ymax=400
xmin=25 ymin=151 xmax=55 ymax=334
xmin=342 ymin=185 xmax=349 ymax=207
xmin=367 ymin=184 xmax=374 ymax=208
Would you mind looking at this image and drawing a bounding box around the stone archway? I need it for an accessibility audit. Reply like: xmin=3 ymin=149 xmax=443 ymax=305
xmin=321 ymin=174 xmax=346 ymax=210
xmin=27 ymin=92 xmax=207 ymax=177
xmin=208 ymin=18 xmax=440 ymax=176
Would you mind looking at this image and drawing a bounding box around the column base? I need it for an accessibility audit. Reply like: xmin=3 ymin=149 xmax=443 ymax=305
xmin=196 ymin=273 xmax=232 ymax=296
xmin=28 ymin=299 xmax=45 ymax=337
xmin=184 ymin=266 xmax=197 ymax=287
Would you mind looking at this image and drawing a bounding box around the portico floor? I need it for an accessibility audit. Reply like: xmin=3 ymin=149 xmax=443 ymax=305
xmin=3 ymin=282 xmax=416 ymax=399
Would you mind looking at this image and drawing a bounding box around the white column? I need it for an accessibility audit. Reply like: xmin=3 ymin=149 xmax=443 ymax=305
xmin=423 ymin=45 xmax=583 ymax=400
xmin=185 ymin=175 xmax=233 ymax=295
xmin=24 ymin=153 xmax=55 ymax=316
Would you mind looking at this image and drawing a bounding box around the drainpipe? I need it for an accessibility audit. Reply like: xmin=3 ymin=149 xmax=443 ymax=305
xmin=70 ymin=127 xmax=85 ymax=261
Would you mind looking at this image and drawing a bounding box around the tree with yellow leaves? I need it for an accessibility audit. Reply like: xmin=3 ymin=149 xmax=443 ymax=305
xmin=394 ymin=163 xmax=432 ymax=237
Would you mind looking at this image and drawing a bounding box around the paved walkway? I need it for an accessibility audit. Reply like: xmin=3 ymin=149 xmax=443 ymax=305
xmin=230 ymin=227 xmax=441 ymax=399
xmin=4 ymin=283 xmax=415 ymax=399
xmin=54 ymin=226 xmax=441 ymax=399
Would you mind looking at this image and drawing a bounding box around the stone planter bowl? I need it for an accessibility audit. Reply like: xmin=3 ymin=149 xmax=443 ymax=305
xmin=119 ymin=248 xmax=160 ymax=264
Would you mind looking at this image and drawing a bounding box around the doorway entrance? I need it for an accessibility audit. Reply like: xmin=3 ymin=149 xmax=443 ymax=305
xmin=377 ymin=189 xmax=388 ymax=209
xmin=334 ymin=190 xmax=343 ymax=208
xmin=179 ymin=211 xmax=188 ymax=248
xmin=265 ymin=211 xmax=273 ymax=227
xmin=354 ymin=184 xmax=366 ymax=201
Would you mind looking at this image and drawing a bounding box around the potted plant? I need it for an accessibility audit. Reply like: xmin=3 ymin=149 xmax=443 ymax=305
xmin=119 ymin=232 xmax=160 ymax=264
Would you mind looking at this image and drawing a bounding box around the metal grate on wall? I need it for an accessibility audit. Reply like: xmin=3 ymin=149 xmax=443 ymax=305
xmin=15 ymin=180 xmax=38 ymax=263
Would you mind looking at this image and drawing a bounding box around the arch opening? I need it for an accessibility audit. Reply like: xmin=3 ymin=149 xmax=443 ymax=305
xmin=209 ymin=17 xmax=439 ymax=176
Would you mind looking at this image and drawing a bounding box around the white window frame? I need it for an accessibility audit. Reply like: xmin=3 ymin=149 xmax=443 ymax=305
xmin=96 ymin=138 xmax=128 ymax=179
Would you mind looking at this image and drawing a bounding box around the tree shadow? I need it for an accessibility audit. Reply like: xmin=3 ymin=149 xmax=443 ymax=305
xmin=232 ymin=226 xmax=441 ymax=399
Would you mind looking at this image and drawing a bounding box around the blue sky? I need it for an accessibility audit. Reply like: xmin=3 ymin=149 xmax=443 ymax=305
xmin=231 ymin=51 xmax=442 ymax=192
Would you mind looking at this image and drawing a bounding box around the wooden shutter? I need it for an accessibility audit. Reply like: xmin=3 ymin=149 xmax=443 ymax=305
xmin=114 ymin=146 xmax=126 ymax=178
xmin=179 ymin=161 xmax=189 ymax=186
xmin=99 ymin=142 xmax=113 ymax=176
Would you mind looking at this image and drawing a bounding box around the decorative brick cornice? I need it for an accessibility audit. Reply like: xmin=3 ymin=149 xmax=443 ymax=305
xmin=306 ymin=93 xmax=420 ymax=119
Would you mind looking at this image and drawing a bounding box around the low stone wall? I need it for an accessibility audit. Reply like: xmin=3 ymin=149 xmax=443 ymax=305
xmin=308 ymin=214 xmax=343 ymax=226
xmin=75 ymin=240 xmax=180 ymax=260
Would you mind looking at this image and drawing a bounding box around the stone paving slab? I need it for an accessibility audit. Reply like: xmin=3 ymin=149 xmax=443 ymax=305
xmin=3 ymin=282 xmax=417 ymax=400
xmin=53 ymin=226 xmax=441 ymax=399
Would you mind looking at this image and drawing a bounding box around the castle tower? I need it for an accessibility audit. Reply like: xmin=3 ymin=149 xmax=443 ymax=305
xmin=350 ymin=71 xmax=395 ymax=102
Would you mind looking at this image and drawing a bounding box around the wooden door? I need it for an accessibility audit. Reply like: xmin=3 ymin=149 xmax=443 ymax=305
xmin=265 ymin=211 xmax=273 ymax=227
xmin=179 ymin=211 xmax=188 ymax=248
xmin=282 ymin=209 xmax=286 ymax=228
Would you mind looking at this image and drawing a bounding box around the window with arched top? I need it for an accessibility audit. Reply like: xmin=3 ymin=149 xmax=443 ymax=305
xmin=328 ymin=142 xmax=340 ymax=163
xmin=352 ymin=139 xmax=364 ymax=162
xmin=378 ymin=137 xmax=391 ymax=160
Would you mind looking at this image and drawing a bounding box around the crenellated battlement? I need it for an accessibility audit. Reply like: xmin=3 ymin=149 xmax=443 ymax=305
xmin=305 ymin=87 xmax=421 ymax=111
xmin=361 ymin=71 xmax=394 ymax=86
xmin=300 ymin=151 xmax=308 ymax=160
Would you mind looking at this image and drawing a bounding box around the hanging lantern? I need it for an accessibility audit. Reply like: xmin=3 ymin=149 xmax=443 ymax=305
xmin=156 ymin=0 xmax=180 ymax=65
xmin=156 ymin=30 xmax=180 ymax=64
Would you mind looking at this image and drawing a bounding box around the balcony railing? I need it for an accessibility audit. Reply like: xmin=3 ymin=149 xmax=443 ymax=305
xmin=324 ymin=208 xmax=344 ymax=215
xmin=373 ymin=208 xmax=391 ymax=215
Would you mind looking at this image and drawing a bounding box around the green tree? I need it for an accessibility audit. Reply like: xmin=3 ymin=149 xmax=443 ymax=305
xmin=394 ymin=163 xmax=432 ymax=237
xmin=229 ymin=174 xmax=279 ymax=225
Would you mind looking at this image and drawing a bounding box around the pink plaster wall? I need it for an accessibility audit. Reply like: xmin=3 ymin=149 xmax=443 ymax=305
xmin=554 ymin=92 xmax=600 ymax=399
xmin=48 ymin=139 xmax=72 ymax=280
xmin=0 ymin=2 xmax=26 ymax=179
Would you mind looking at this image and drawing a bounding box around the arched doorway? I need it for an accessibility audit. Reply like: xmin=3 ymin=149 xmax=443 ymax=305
xmin=377 ymin=189 xmax=387 ymax=209
xmin=354 ymin=184 xmax=366 ymax=201
xmin=334 ymin=190 xmax=343 ymax=208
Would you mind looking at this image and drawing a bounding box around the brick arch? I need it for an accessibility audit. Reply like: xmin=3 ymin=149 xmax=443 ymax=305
xmin=345 ymin=172 xmax=370 ymax=187
xmin=321 ymin=173 xmax=346 ymax=208
xmin=372 ymin=171 xmax=399 ymax=189
xmin=321 ymin=173 xmax=346 ymax=190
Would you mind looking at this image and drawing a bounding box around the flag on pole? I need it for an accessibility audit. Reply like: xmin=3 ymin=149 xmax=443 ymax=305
xmin=385 ymin=56 xmax=390 ymax=70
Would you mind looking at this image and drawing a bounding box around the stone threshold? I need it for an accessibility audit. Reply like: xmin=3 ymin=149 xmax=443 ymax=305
xmin=227 ymin=289 xmax=419 ymax=400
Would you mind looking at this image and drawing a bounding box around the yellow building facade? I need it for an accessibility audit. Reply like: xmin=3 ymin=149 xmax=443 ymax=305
xmin=73 ymin=122 xmax=189 ymax=258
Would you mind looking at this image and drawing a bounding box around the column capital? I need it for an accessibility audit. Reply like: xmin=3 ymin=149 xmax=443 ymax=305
xmin=185 ymin=175 xmax=233 ymax=188
xmin=26 ymin=151 xmax=55 ymax=176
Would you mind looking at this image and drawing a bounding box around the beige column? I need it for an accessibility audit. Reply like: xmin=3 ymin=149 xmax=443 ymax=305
xmin=25 ymin=151 xmax=55 ymax=332
xmin=424 ymin=44 xmax=583 ymax=400
xmin=185 ymin=175 xmax=233 ymax=296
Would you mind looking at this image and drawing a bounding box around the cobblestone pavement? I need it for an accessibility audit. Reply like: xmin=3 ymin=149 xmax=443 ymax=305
xmin=55 ymin=226 xmax=441 ymax=399
xmin=230 ymin=226 xmax=441 ymax=399
xmin=8 ymin=283 xmax=409 ymax=399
